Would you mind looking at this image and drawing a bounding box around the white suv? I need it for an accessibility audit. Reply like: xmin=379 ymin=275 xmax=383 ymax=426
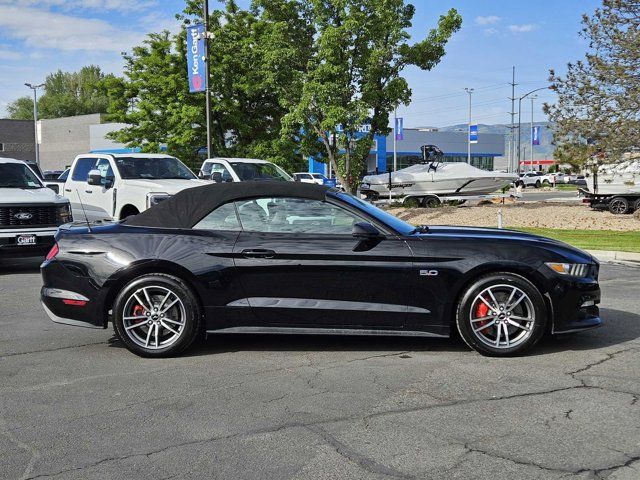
xmin=0 ymin=158 xmax=72 ymax=259
xmin=63 ymin=153 xmax=207 ymax=221
xmin=198 ymin=158 xmax=292 ymax=182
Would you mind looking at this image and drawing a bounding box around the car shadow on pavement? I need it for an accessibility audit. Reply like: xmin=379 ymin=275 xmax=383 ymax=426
xmin=105 ymin=307 xmax=640 ymax=358
xmin=0 ymin=258 xmax=43 ymax=275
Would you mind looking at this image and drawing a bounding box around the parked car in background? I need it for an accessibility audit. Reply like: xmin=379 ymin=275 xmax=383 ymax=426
xmin=42 ymin=168 xmax=69 ymax=194
xmin=294 ymin=172 xmax=327 ymax=185
xmin=198 ymin=158 xmax=293 ymax=183
xmin=43 ymin=170 xmax=65 ymax=181
xmin=516 ymin=171 xmax=552 ymax=188
xmin=62 ymin=153 xmax=207 ymax=222
xmin=0 ymin=158 xmax=72 ymax=259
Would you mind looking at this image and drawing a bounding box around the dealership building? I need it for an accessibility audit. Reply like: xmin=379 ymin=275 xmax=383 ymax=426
xmin=309 ymin=127 xmax=506 ymax=175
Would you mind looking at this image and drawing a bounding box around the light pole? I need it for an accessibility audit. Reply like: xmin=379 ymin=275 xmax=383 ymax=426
xmin=393 ymin=107 xmax=397 ymax=172
xmin=465 ymin=87 xmax=474 ymax=164
xmin=530 ymin=95 xmax=537 ymax=171
xmin=517 ymin=86 xmax=549 ymax=172
xmin=24 ymin=82 xmax=44 ymax=167
xmin=202 ymin=0 xmax=212 ymax=159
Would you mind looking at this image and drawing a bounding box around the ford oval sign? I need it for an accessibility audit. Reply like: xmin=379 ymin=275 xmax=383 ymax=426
xmin=14 ymin=212 xmax=33 ymax=221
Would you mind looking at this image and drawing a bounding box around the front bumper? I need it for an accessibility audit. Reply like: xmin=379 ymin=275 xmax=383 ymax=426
xmin=549 ymin=275 xmax=602 ymax=334
xmin=0 ymin=228 xmax=56 ymax=258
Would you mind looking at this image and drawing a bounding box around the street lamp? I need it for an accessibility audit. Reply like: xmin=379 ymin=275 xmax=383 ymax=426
xmin=517 ymin=86 xmax=549 ymax=172
xmin=24 ymin=82 xmax=44 ymax=167
xmin=465 ymin=87 xmax=474 ymax=165
xmin=530 ymin=95 xmax=538 ymax=171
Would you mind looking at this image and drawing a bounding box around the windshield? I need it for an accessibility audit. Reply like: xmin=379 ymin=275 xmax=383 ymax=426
xmin=230 ymin=162 xmax=292 ymax=181
xmin=114 ymin=157 xmax=196 ymax=180
xmin=335 ymin=191 xmax=415 ymax=235
xmin=0 ymin=163 xmax=44 ymax=189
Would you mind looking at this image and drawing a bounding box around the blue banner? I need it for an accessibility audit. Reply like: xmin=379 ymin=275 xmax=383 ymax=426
xmin=532 ymin=126 xmax=541 ymax=145
xmin=395 ymin=117 xmax=403 ymax=140
xmin=469 ymin=124 xmax=478 ymax=144
xmin=186 ymin=24 xmax=206 ymax=93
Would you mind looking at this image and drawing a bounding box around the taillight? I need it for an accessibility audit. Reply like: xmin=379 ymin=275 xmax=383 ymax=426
xmin=62 ymin=299 xmax=87 ymax=306
xmin=46 ymin=243 xmax=59 ymax=261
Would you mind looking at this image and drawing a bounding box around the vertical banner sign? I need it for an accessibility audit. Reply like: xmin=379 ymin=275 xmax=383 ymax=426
xmin=395 ymin=117 xmax=403 ymax=140
xmin=469 ymin=124 xmax=478 ymax=144
xmin=186 ymin=24 xmax=206 ymax=93
xmin=532 ymin=126 xmax=541 ymax=145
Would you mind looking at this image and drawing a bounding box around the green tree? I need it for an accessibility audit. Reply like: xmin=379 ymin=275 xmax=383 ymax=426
xmin=110 ymin=0 xmax=313 ymax=170
xmin=6 ymin=96 xmax=34 ymax=120
xmin=545 ymin=0 xmax=640 ymax=165
xmin=281 ymin=1 xmax=461 ymax=192
xmin=5 ymin=66 xmax=116 ymax=120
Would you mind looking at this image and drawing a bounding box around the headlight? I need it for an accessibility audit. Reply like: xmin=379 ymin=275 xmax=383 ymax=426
xmin=56 ymin=203 xmax=73 ymax=223
xmin=146 ymin=193 xmax=171 ymax=208
xmin=545 ymin=262 xmax=589 ymax=277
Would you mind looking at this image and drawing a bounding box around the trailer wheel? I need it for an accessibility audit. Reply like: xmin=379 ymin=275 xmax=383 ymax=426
xmin=422 ymin=195 xmax=441 ymax=208
xmin=609 ymin=196 xmax=630 ymax=214
xmin=633 ymin=198 xmax=640 ymax=213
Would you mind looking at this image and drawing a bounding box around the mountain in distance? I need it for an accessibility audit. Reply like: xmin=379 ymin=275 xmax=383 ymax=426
xmin=420 ymin=123 xmax=555 ymax=159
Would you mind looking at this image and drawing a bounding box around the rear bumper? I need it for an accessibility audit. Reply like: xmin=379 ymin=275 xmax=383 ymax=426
xmin=40 ymin=261 xmax=108 ymax=328
xmin=41 ymin=301 xmax=104 ymax=329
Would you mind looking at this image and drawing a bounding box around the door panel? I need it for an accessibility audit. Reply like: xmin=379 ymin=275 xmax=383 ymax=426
xmin=233 ymin=231 xmax=416 ymax=329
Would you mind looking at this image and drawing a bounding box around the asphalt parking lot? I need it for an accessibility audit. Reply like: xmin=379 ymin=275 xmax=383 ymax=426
xmin=1 ymin=260 xmax=639 ymax=480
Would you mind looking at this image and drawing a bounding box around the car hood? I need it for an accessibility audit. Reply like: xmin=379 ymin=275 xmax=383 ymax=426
xmin=119 ymin=179 xmax=208 ymax=194
xmin=419 ymin=225 xmax=594 ymax=262
xmin=0 ymin=187 xmax=68 ymax=204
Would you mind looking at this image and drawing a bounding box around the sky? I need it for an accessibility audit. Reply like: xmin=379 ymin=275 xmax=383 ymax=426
xmin=0 ymin=0 xmax=602 ymax=127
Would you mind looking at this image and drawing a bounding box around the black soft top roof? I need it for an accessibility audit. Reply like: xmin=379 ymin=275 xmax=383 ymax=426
xmin=123 ymin=181 xmax=331 ymax=228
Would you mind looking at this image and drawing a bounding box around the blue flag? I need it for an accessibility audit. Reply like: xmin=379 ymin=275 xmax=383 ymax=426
xmin=186 ymin=24 xmax=206 ymax=93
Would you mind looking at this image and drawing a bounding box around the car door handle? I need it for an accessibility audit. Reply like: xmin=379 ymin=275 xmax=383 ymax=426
xmin=241 ymin=249 xmax=276 ymax=259
xmin=64 ymin=188 xmax=72 ymax=192
xmin=85 ymin=190 xmax=93 ymax=194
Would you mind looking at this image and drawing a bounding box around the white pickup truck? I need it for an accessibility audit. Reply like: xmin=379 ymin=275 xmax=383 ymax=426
xmin=0 ymin=158 xmax=72 ymax=259
xmin=62 ymin=153 xmax=208 ymax=221
xmin=198 ymin=158 xmax=293 ymax=182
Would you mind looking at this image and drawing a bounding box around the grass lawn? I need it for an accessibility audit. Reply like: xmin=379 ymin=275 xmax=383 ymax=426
xmin=514 ymin=227 xmax=640 ymax=253
xmin=554 ymin=184 xmax=579 ymax=191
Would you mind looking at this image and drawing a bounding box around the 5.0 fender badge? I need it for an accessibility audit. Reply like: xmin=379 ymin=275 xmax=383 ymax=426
xmin=420 ymin=270 xmax=438 ymax=276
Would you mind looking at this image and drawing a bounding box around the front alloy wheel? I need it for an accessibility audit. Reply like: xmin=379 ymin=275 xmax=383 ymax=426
xmin=113 ymin=274 xmax=201 ymax=357
xmin=456 ymin=273 xmax=547 ymax=356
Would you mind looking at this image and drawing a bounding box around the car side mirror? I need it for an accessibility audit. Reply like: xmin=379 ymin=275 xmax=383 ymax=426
xmin=47 ymin=183 xmax=59 ymax=194
xmin=352 ymin=222 xmax=380 ymax=238
xmin=210 ymin=172 xmax=223 ymax=183
xmin=87 ymin=170 xmax=102 ymax=186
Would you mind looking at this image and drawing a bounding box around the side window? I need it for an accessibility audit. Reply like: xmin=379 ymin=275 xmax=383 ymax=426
xmin=235 ymin=197 xmax=363 ymax=234
xmin=211 ymin=163 xmax=233 ymax=181
xmin=201 ymin=162 xmax=213 ymax=175
xmin=193 ymin=203 xmax=241 ymax=231
xmin=71 ymin=158 xmax=98 ymax=181
xmin=95 ymin=159 xmax=115 ymax=184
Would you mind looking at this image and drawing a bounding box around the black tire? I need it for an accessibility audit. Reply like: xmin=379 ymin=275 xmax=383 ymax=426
xmin=634 ymin=198 xmax=640 ymax=213
xmin=608 ymin=196 xmax=629 ymax=215
xmin=455 ymin=272 xmax=547 ymax=357
xmin=113 ymin=274 xmax=202 ymax=357
xmin=422 ymin=195 xmax=441 ymax=208
xmin=535 ymin=180 xmax=541 ymax=188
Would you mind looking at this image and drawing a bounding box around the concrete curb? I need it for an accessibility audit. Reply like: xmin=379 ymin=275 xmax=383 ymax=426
xmin=587 ymin=249 xmax=640 ymax=265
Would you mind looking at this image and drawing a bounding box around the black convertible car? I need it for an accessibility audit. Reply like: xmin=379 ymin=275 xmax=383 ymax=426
xmin=40 ymin=182 xmax=601 ymax=357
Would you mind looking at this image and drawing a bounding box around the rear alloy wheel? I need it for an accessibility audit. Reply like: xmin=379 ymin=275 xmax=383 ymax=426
xmin=609 ymin=196 xmax=630 ymax=215
xmin=113 ymin=274 xmax=201 ymax=357
xmin=456 ymin=273 xmax=547 ymax=356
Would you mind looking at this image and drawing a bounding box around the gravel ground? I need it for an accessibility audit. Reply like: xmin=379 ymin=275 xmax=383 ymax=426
xmin=389 ymin=202 xmax=640 ymax=231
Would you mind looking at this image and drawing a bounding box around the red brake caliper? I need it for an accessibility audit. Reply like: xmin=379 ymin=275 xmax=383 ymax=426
xmin=133 ymin=305 xmax=146 ymax=325
xmin=475 ymin=300 xmax=490 ymax=333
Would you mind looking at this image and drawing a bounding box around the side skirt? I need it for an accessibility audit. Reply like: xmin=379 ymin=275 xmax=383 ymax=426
xmin=206 ymin=326 xmax=448 ymax=338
